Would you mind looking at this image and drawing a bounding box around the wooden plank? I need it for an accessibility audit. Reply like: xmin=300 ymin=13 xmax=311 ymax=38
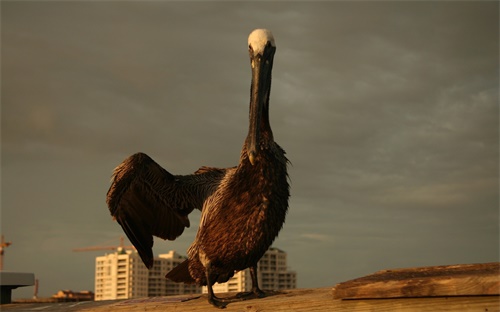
xmin=3 ymin=263 xmax=499 ymax=311
xmin=2 ymin=288 xmax=499 ymax=311
xmin=333 ymin=262 xmax=500 ymax=299
xmin=73 ymin=294 xmax=500 ymax=312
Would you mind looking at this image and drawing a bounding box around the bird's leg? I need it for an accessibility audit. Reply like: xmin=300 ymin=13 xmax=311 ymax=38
xmin=250 ymin=265 xmax=266 ymax=298
xmin=206 ymin=263 xmax=250 ymax=308
xmin=236 ymin=265 xmax=267 ymax=299
xmin=205 ymin=263 xmax=228 ymax=309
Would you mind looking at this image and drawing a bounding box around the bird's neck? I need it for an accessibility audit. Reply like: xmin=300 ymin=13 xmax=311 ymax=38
xmin=260 ymin=100 xmax=273 ymax=141
xmin=246 ymin=100 xmax=274 ymax=148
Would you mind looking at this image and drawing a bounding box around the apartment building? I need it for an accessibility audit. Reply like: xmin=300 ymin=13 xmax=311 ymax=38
xmin=94 ymin=249 xmax=201 ymax=301
xmin=95 ymin=247 xmax=295 ymax=300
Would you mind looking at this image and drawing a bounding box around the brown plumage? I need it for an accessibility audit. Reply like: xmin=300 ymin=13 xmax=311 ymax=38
xmin=106 ymin=29 xmax=289 ymax=308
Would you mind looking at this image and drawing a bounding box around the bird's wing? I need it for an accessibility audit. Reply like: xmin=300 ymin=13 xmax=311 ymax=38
xmin=106 ymin=152 xmax=226 ymax=268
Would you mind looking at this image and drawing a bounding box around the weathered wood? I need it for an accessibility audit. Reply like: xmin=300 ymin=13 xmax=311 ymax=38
xmin=333 ymin=262 xmax=500 ymax=299
xmin=3 ymin=263 xmax=499 ymax=311
xmin=2 ymin=288 xmax=498 ymax=312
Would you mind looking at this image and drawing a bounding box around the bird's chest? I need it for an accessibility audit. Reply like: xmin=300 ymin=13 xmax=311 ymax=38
xmin=226 ymin=161 xmax=286 ymax=225
xmin=199 ymin=160 xmax=288 ymax=267
xmin=215 ymin=174 xmax=278 ymax=233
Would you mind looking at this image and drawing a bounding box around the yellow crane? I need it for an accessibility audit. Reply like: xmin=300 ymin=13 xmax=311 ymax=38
xmin=0 ymin=235 xmax=12 ymax=271
xmin=72 ymin=236 xmax=135 ymax=253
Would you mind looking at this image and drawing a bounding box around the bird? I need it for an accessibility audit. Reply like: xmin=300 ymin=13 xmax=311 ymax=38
xmin=106 ymin=29 xmax=289 ymax=309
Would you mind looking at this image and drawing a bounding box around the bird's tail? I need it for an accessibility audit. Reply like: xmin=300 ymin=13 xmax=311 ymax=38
xmin=166 ymin=260 xmax=196 ymax=284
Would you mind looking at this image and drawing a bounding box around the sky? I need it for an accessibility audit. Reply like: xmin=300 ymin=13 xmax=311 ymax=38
xmin=1 ymin=1 xmax=498 ymax=299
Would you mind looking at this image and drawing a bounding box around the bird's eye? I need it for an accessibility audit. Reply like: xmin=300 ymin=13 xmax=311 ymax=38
xmin=266 ymin=41 xmax=271 ymax=48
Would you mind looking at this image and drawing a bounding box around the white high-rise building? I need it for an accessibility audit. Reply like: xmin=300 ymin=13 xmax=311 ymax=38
xmin=204 ymin=247 xmax=297 ymax=294
xmin=94 ymin=247 xmax=296 ymax=301
xmin=94 ymin=249 xmax=201 ymax=301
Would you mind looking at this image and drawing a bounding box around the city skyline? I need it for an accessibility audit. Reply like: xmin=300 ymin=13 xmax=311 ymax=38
xmin=93 ymin=247 xmax=296 ymax=301
xmin=95 ymin=249 xmax=201 ymax=300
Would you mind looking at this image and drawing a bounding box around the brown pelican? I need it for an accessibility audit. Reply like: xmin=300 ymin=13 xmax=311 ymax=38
xmin=106 ymin=29 xmax=289 ymax=309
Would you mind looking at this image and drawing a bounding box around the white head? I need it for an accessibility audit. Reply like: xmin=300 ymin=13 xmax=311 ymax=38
xmin=248 ymin=29 xmax=276 ymax=56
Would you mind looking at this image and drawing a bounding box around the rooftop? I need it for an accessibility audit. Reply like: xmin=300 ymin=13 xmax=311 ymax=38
xmin=2 ymin=262 xmax=497 ymax=311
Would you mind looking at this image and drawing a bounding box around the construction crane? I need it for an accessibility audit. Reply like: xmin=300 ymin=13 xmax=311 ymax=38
xmin=0 ymin=235 xmax=12 ymax=271
xmin=72 ymin=236 xmax=135 ymax=253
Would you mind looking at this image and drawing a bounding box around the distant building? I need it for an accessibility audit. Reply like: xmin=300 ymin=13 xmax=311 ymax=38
xmin=94 ymin=249 xmax=201 ymax=301
xmin=204 ymin=247 xmax=297 ymax=293
xmin=95 ymin=247 xmax=296 ymax=301
xmin=52 ymin=290 xmax=94 ymax=302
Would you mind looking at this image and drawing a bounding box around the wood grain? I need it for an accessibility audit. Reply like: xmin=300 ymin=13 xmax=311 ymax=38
xmin=3 ymin=288 xmax=498 ymax=312
xmin=3 ymin=263 xmax=499 ymax=311
xmin=333 ymin=262 xmax=500 ymax=299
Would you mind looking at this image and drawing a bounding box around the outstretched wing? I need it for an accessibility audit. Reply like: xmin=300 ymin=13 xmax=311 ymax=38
xmin=106 ymin=152 xmax=226 ymax=268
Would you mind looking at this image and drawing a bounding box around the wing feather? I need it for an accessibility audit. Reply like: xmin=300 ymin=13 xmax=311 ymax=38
xmin=106 ymin=152 xmax=225 ymax=268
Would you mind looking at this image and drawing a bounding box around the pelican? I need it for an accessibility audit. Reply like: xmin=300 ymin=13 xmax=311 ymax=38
xmin=106 ymin=29 xmax=289 ymax=308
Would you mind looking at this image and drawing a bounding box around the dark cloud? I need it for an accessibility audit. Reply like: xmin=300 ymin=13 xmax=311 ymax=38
xmin=2 ymin=1 xmax=498 ymax=298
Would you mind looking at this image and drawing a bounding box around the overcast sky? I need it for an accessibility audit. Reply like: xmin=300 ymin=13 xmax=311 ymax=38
xmin=2 ymin=1 xmax=498 ymax=299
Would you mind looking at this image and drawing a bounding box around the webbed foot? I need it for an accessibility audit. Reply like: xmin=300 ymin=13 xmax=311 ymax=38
xmin=208 ymin=296 xmax=228 ymax=309
xmin=253 ymin=288 xmax=266 ymax=298
xmin=235 ymin=288 xmax=267 ymax=299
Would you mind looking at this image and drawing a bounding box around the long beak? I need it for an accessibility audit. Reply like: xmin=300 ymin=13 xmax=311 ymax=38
xmin=247 ymin=51 xmax=273 ymax=165
xmin=248 ymin=60 xmax=262 ymax=165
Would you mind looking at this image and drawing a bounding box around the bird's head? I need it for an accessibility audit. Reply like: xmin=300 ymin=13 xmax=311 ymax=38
xmin=246 ymin=29 xmax=276 ymax=165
